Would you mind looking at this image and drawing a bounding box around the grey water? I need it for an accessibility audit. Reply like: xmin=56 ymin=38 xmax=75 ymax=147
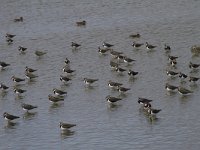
xmin=1 ymin=0 xmax=200 ymax=149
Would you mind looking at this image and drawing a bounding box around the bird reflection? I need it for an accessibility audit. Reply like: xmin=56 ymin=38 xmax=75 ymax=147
xmin=49 ymin=103 xmax=64 ymax=110
xmin=23 ymin=112 xmax=38 ymax=120
xmin=107 ymin=103 xmax=121 ymax=111
xmin=60 ymin=130 xmax=75 ymax=139
xmin=4 ymin=121 xmax=19 ymax=129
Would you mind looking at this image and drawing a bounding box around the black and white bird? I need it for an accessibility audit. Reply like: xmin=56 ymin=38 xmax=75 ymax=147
xmin=165 ymin=83 xmax=178 ymax=92
xmin=60 ymin=75 xmax=71 ymax=84
xmin=106 ymin=95 xmax=122 ymax=103
xmin=0 ymin=83 xmax=9 ymax=91
xmin=117 ymin=86 xmax=130 ymax=93
xmin=71 ymin=42 xmax=81 ymax=49
xmin=108 ymin=80 xmax=123 ymax=89
xmin=83 ymin=78 xmax=98 ymax=85
xmin=98 ymin=47 xmax=109 ymax=54
xmin=14 ymin=17 xmax=23 ymax=22
xmin=123 ymin=56 xmax=135 ymax=63
xmin=18 ymin=46 xmax=27 ymax=53
xmin=13 ymin=87 xmax=26 ymax=95
xmin=48 ymin=94 xmax=64 ymax=103
xmin=62 ymin=68 xmax=75 ymax=74
xmin=25 ymin=66 xmax=37 ymax=73
xmin=60 ymin=122 xmax=76 ymax=130
xmin=65 ymin=58 xmax=70 ymax=65
xmin=145 ymin=42 xmax=156 ymax=50
xmin=189 ymin=76 xmax=200 ymax=83
xmin=168 ymin=55 xmax=178 ymax=61
xmin=21 ymin=103 xmax=37 ymax=112
xmin=179 ymin=72 xmax=188 ymax=79
xmin=53 ymin=88 xmax=67 ymax=96
xmin=3 ymin=112 xmax=20 ymax=122
xmin=169 ymin=60 xmax=177 ymax=67
xmin=25 ymin=71 xmax=38 ymax=80
xmin=166 ymin=70 xmax=179 ymax=77
xmin=6 ymin=33 xmax=16 ymax=39
xmin=128 ymin=70 xmax=138 ymax=77
xmin=138 ymin=97 xmax=153 ymax=105
xmin=147 ymin=108 xmax=162 ymax=115
xmin=189 ymin=62 xmax=200 ymax=69
xmin=103 ymin=42 xmax=114 ymax=48
xmin=132 ymin=42 xmax=143 ymax=48
xmin=11 ymin=76 xmax=25 ymax=83
xmin=0 ymin=61 xmax=10 ymax=70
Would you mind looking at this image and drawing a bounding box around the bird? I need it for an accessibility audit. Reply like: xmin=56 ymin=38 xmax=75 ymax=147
xmin=110 ymin=61 xmax=119 ymax=69
xmin=166 ymin=70 xmax=179 ymax=77
xmin=189 ymin=76 xmax=200 ymax=83
xmin=145 ymin=42 xmax=156 ymax=50
xmin=6 ymin=33 xmax=16 ymax=39
xmin=21 ymin=103 xmax=37 ymax=112
xmin=138 ymin=97 xmax=153 ymax=105
xmin=65 ymin=58 xmax=70 ymax=65
xmin=108 ymin=80 xmax=123 ymax=88
xmin=179 ymin=72 xmax=188 ymax=79
xmin=13 ymin=87 xmax=26 ymax=95
xmin=76 ymin=20 xmax=86 ymax=26
xmin=11 ymin=76 xmax=25 ymax=83
xmin=115 ymin=67 xmax=126 ymax=73
xmin=168 ymin=55 xmax=178 ymax=61
xmin=123 ymin=56 xmax=135 ymax=63
xmin=178 ymin=87 xmax=193 ymax=95
xmin=106 ymin=95 xmax=122 ymax=103
xmin=147 ymin=108 xmax=162 ymax=115
xmin=189 ymin=62 xmax=200 ymax=69
xmin=71 ymin=42 xmax=81 ymax=49
xmin=25 ymin=66 xmax=37 ymax=73
xmin=169 ymin=60 xmax=177 ymax=67
xmin=3 ymin=112 xmax=20 ymax=121
xmin=103 ymin=42 xmax=114 ymax=48
xmin=53 ymin=88 xmax=67 ymax=96
xmin=165 ymin=83 xmax=178 ymax=92
xmin=117 ymin=86 xmax=130 ymax=93
xmin=18 ymin=46 xmax=27 ymax=53
xmin=0 ymin=83 xmax=9 ymax=91
xmin=25 ymin=71 xmax=38 ymax=80
xmin=116 ymin=54 xmax=124 ymax=61
xmin=62 ymin=68 xmax=75 ymax=74
xmin=60 ymin=122 xmax=76 ymax=130
xmin=83 ymin=78 xmax=98 ymax=85
xmin=132 ymin=42 xmax=143 ymax=48
xmin=35 ymin=50 xmax=47 ymax=57
xmin=60 ymin=75 xmax=71 ymax=84
xmin=0 ymin=61 xmax=10 ymax=69
xmin=48 ymin=94 xmax=64 ymax=103
xmin=128 ymin=70 xmax=138 ymax=77
xmin=98 ymin=47 xmax=109 ymax=54
xmin=110 ymin=50 xmax=123 ymax=58
xmin=164 ymin=44 xmax=171 ymax=52
xmin=129 ymin=33 xmax=140 ymax=38
xmin=14 ymin=17 xmax=23 ymax=22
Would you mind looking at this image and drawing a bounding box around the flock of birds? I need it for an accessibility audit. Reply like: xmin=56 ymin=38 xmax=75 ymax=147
xmin=1 ymin=16 xmax=200 ymax=135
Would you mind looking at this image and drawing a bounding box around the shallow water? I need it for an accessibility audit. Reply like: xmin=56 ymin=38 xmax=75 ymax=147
xmin=1 ymin=0 xmax=200 ymax=149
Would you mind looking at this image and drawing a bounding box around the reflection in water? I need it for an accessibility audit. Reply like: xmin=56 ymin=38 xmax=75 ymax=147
xmin=23 ymin=112 xmax=38 ymax=120
xmin=60 ymin=130 xmax=75 ymax=139
xmin=107 ymin=103 xmax=122 ymax=111
xmin=27 ymin=79 xmax=37 ymax=85
xmin=14 ymin=95 xmax=25 ymax=100
xmin=0 ymin=91 xmax=8 ymax=98
xmin=138 ymin=108 xmax=160 ymax=124
xmin=4 ymin=121 xmax=19 ymax=129
xmin=49 ymin=103 xmax=64 ymax=111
